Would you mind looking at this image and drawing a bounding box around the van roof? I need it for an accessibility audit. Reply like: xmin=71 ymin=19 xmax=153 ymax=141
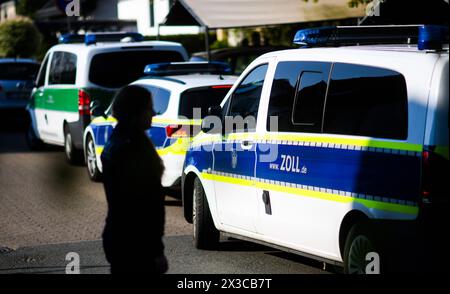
xmin=261 ymin=44 xmax=450 ymax=60
xmin=136 ymin=74 xmax=237 ymax=90
xmin=50 ymin=40 xmax=185 ymax=52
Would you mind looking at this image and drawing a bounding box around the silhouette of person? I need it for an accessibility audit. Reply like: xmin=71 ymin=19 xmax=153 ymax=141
xmin=101 ymin=85 xmax=167 ymax=274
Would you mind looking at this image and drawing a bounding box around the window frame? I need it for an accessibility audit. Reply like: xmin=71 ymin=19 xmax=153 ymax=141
xmin=291 ymin=70 xmax=328 ymax=128
xmin=266 ymin=61 xmax=332 ymax=134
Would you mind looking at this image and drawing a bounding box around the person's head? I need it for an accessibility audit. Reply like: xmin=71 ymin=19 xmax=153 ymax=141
xmin=112 ymin=85 xmax=155 ymax=130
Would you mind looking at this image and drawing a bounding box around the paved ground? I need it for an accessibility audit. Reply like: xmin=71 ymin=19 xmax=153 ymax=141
xmin=0 ymin=132 xmax=191 ymax=250
xmin=0 ymin=111 xmax=330 ymax=274
xmin=0 ymin=236 xmax=330 ymax=274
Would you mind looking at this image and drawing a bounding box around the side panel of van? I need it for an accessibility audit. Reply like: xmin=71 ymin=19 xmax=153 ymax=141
xmin=42 ymin=87 xmax=78 ymax=144
xmin=252 ymin=61 xmax=422 ymax=261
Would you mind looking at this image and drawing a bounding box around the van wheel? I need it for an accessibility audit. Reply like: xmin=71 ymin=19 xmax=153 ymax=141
xmin=85 ymin=135 xmax=102 ymax=182
xmin=193 ymin=177 xmax=220 ymax=249
xmin=64 ymin=125 xmax=82 ymax=165
xmin=26 ymin=123 xmax=44 ymax=151
xmin=344 ymin=222 xmax=382 ymax=274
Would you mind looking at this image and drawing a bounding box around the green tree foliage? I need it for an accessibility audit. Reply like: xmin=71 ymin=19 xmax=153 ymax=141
xmin=303 ymin=0 xmax=374 ymax=7
xmin=0 ymin=18 xmax=42 ymax=58
xmin=347 ymin=0 xmax=373 ymax=8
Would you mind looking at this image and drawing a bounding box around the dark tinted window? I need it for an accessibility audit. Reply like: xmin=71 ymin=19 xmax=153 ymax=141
xmin=0 ymin=62 xmax=40 ymax=80
xmin=324 ymin=63 xmax=408 ymax=139
xmin=179 ymin=86 xmax=231 ymax=119
xmin=225 ymin=64 xmax=268 ymax=132
xmin=89 ymin=50 xmax=184 ymax=88
xmin=49 ymin=52 xmax=77 ymax=85
xmin=267 ymin=61 xmax=331 ymax=133
xmin=49 ymin=52 xmax=63 ymax=84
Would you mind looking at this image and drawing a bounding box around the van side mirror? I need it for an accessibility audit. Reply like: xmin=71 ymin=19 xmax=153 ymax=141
xmin=201 ymin=105 xmax=223 ymax=134
xmin=90 ymin=101 xmax=106 ymax=118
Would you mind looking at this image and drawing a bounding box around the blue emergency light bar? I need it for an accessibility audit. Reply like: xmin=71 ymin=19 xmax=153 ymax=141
xmin=59 ymin=32 xmax=144 ymax=45
xmin=293 ymin=25 xmax=449 ymax=51
xmin=143 ymin=62 xmax=232 ymax=76
xmin=418 ymin=25 xmax=449 ymax=50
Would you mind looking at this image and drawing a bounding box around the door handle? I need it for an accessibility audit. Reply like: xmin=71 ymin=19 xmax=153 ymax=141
xmin=262 ymin=190 xmax=272 ymax=215
xmin=44 ymin=114 xmax=48 ymax=124
xmin=240 ymin=140 xmax=253 ymax=150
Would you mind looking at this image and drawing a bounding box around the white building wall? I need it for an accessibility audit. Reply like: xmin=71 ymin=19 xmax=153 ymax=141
xmin=118 ymin=0 xmax=199 ymax=36
xmin=0 ymin=1 xmax=17 ymax=23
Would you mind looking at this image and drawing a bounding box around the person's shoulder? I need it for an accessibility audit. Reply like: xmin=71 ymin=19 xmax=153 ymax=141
xmin=101 ymin=134 xmax=132 ymax=162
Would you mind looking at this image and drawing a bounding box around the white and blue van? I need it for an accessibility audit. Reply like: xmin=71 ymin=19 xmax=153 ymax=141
xmin=181 ymin=25 xmax=449 ymax=273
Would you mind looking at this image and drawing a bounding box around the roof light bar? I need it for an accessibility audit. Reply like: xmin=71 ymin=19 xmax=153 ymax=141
xmin=418 ymin=25 xmax=449 ymax=51
xmin=143 ymin=62 xmax=232 ymax=76
xmin=59 ymin=32 xmax=144 ymax=45
xmin=293 ymin=25 xmax=449 ymax=50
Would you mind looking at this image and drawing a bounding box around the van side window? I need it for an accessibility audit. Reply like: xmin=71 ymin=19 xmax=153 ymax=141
xmin=49 ymin=52 xmax=63 ymax=85
xmin=36 ymin=55 xmax=49 ymax=88
xmin=323 ymin=63 xmax=408 ymax=140
xmin=49 ymin=52 xmax=77 ymax=85
xmin=150 ymin=87 xmax=171 ymax=115
xmin=267 ymin=61 xmax=331 ymax=133
xmin=227 ymin=63 xmax=268 ymax=131
xmin=60 ymin=53 xmax=77 ymax=85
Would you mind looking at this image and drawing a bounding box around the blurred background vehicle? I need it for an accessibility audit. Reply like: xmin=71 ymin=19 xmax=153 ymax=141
xmin=0 ymin=58 xmax=40 ymax=110
xmin=26 ymin=32 xmax=188 ymax=164
xmin=84 ymin=61 xmax=238 ymax=197
xmin=190 ymin=45 xmax=291 ymax=75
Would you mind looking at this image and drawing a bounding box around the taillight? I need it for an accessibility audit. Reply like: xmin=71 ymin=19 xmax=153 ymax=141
xmin=421 ymin=150 xmax=432 ymax=203
xmin=421 ymin=148 xmax=449 ymax=204
xmin=166 ymin=125 xmax=181 ymax=138
xmin=78 ymin=89 xmax=91 ymax=116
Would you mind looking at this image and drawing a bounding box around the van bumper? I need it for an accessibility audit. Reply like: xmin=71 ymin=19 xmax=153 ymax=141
xmin=68 ymin=114 xmax=90 ymax=150
xmin=374 ymin=203 xmax=449 ymax=272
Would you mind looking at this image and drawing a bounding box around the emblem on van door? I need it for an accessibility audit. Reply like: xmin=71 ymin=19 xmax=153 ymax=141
xmin=231 ymin=150 xmax=238 ymax=169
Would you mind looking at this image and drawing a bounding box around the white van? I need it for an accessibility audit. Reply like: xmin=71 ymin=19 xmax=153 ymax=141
xmin=181 ymin=25 xmax=449 ymax=273
xmin=27 ymin=32 xmax=188 ymax=163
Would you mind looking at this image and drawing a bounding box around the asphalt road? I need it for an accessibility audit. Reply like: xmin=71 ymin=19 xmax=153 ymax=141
xmin=0 ymin=111 xmax=330 ymax=274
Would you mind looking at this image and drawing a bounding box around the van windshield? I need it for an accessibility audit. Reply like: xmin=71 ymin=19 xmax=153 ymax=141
xmin=0 ymin=63 xmax=40 ymax=80
xmin=89 ymin=50 xmax=184 ymax=88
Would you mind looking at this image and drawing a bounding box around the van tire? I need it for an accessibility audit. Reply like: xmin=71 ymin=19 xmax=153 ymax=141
xmin=343 ymin=221 xmax=383 ymax=274
xmin=85 ymin=135 xmax=102 ymax=182
xmin=64 ymin=125 xmax=82 ymax=165
xmin=193 ymin=177 xmax=220 ymax=249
